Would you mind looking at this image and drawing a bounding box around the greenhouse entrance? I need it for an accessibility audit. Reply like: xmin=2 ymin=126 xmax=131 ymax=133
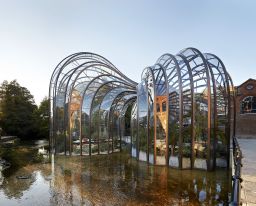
xmin=49 ymin=48 xmax=235 ymax=171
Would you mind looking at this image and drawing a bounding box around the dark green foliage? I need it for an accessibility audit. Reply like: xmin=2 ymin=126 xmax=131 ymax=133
xmin=0 ymin=80 xmax=37 ymax=139
xmin=124 ymin=105 xmax=132 ymax=136
xmin=34 ymin=97 xmax=49 ymax=139
xmin=0 ymin=80 xmax=49 ymax=140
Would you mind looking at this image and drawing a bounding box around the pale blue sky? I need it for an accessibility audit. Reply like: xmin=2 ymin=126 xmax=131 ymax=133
xmin=0 ymin=0 xmax=255 ymax=104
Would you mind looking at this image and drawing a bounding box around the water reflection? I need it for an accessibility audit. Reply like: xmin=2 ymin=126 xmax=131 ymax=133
xmin=0 ymin=143 xmax=231 ymax=205
xmin=48 ymin=155 xmax=231 ymax=205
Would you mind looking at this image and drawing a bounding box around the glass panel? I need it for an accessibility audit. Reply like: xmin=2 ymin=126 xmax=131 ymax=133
xmin=91 ymin=106 xmax=99 ymax=155
xmin=147 ymin=74 xmax=155 ymax=164
xmin=138 ymin=81 xmax=148 ymax=162
xmin=177 ymin=56 xmax=193 ymax=169
xmin=162 ymin=101 xmax=166 ymax=112
xmin=216 ymin=85 xmax=228 ymax=167
xmin=193 ymin=91 xmax=208 ymax=169
xmin=91 ymin=84 xmax=116 ymax=155
xmin=155 ymin=96 xmax=167 ymax=165
xmin=169 ymin=91 xmax=180 ymax=168
xmin=99 ymin=109 xmax=108 ymax=154
xmin=131 ymin=102 xmax=137 ymax=158
xmin=100 ymin=88 xmax=127 ymax=154
xmin=55 ymin=104 xmax=65 ymax=154
xmin=70 ymin=89 xmax=82 ymax=155
xmin=180 ymin=49 xmax=209 ymax=170
xmin=204 ymin=53 xmax=231 ymax=168
xmin=156 ymin=103 xmax=160 ymax=112
xmin=164 ymin=57 xmax=182 ymax=168
xmin=154 ymin=66 xmax=168 ymax=165
xmin=120 ymin=102 xmax=133 ymax=151
xmin=81 ymin=93 xmax=93 ymax=155
xmin=241 ymin=96 xmax=256 ymax=114
xmin=182 ymin=89 xmax=192 ymax=169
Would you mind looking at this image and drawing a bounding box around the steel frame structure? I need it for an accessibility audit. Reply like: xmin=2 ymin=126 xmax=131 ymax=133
xmin=49 ymin=48 xmax=235 ymax=170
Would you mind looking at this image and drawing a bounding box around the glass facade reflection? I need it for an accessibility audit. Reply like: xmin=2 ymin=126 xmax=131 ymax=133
xmin=50 ymin=48 xmax=235 ymax=170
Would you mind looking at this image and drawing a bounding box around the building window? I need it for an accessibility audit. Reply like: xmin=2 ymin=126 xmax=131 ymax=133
xmin=246 ymin=84 xmax=254 ymax=90
xmin=162 ymin=101 xmax=166 ymax=112
xmin=241 ymin=96 xmax=256 ymax=114
xmin=156 ymin=103 xmax=160 ymax=112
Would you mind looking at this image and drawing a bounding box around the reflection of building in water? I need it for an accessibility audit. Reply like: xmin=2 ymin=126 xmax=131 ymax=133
xmin=50 ymin=48 xmax=235 ymax=171
xmin=47 ymin=154 xmax=230 ymax=205
xmin=192 ymin=177 xmax=224 ymax=204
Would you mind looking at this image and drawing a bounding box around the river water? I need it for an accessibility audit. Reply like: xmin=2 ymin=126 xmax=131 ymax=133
xmin=0 ymin=140 xmax=231 ymax=205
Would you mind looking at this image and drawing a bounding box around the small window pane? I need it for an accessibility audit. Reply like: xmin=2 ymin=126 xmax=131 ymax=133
xmin=156 ymin=103 xmax=160 ymax=112
xmin=241 ymin=96 xmax=256 ymax=114
xmin=162 ymin=101 xmax=166 ymax=112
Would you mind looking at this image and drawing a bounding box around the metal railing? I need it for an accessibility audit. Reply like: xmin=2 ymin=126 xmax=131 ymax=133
xmin=230 ymin=136 xmax=243 ymax=205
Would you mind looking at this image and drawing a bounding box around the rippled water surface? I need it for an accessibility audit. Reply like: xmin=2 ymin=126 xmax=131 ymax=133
xmin=0 ymin=141 xmax=231 ymax=205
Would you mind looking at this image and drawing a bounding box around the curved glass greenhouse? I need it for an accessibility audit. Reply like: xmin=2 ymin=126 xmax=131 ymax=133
xmin=49 ymin=48 xmax=235 ymax=170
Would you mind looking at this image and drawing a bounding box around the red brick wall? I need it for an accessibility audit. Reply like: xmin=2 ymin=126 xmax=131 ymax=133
xmin=235 ymin=79 xmax=256 ymax=138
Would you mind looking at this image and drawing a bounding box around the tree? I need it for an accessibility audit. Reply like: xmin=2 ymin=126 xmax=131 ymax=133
xmin=0 ymin=80 xmax=37 ymax=139
xmin=34 ymin=97 xmax=49 ymax=139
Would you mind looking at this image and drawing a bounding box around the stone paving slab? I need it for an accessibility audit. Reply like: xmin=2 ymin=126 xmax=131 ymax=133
xmin=237 ymin=138 xmax=256 ymax=205
xmin=242 ymin=203 xmax=256 ymax=206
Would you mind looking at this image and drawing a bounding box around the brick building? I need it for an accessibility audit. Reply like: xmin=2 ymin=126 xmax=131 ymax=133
xmin=235 ymin=78 xmax=256 ymax=138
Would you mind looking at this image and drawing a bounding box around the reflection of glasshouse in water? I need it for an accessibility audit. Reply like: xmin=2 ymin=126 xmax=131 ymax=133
xmin=49 ymin=48 xmax=235 ymax=170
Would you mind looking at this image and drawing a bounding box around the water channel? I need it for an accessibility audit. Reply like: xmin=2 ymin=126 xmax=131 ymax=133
xmin=0 ymin=140 xmax=231 ymax=205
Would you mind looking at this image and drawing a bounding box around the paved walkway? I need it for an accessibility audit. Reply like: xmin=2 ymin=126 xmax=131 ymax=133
xmin=237 ymin=138 xmax=256 ymax=206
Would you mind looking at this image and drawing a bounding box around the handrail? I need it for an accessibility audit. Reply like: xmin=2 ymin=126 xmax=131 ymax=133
xmin=230 ymin=136 xmax=243 ymax=205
